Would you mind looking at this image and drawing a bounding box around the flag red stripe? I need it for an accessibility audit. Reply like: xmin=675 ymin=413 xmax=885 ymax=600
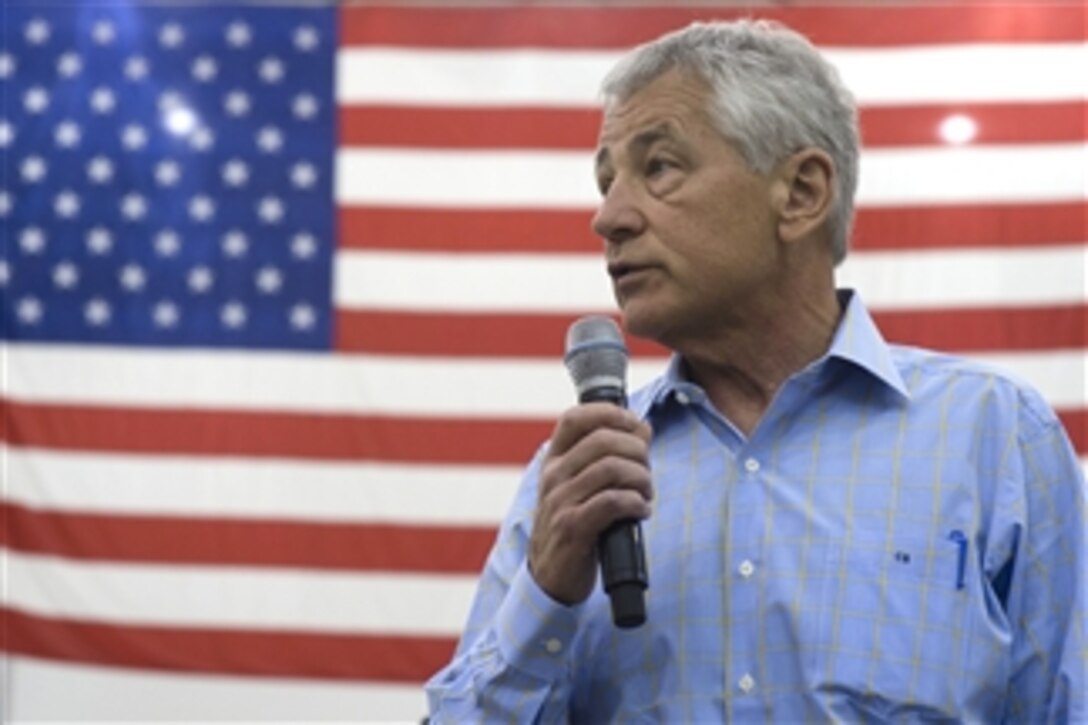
xmin=338 ymin=202 xmax=1087 ymax=254
xmin=0 ymin=501 xmax=494 ymax=574
xmin=1 ymin=606 xmax=454 ymax=683
xmin=335 ymin=305 xmax=1088 ymax=357
xmin=341 ymin=5 xmax=1087 ymax=48
xmin=340 ymin=102 xmax=1087 ymax=149
xmin=874 ymin=304 xmax=1088 ymax=352
xmin=860 ymin=102 xmax=1087 ymax=147
xmin=339 ymin=105 xmax=600 ymax=150
xmin=1060 ymin=409 xmax=1086 ymax=454
xmin=0 ymin=400 xmax=550 ymax=465
xmin=3 ymin=398 xmax=1082 ymax=460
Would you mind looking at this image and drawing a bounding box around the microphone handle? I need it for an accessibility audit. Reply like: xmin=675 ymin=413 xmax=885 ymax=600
xmin=580 ymin=386 xmax=648 ymax=629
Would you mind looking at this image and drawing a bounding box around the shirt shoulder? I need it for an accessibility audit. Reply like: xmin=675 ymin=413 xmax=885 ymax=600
xmin=889 ymin=343 xmax=1063 ymax=438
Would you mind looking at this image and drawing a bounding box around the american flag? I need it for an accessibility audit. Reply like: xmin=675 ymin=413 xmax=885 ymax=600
xmin=1 ymin=2 xmax=1084 ymax=720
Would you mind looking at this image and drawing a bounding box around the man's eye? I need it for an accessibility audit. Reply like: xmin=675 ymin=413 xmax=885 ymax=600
xmin=597 ymin=176 xmax=614 ymax=195
xmin=646 ymin=158 xmax=675 ymax=176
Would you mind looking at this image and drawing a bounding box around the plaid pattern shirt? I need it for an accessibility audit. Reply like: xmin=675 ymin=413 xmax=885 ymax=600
xmin=426 ymin=290 xmax=1086 ymax=723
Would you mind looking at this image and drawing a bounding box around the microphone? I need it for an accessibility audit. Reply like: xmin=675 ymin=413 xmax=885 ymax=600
xmin=564 ymin=316 xmax=648 ymax=629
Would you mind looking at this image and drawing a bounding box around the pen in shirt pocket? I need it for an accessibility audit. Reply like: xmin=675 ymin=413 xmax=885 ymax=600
xmin=948 ymin=529 xmax=968 ymax=590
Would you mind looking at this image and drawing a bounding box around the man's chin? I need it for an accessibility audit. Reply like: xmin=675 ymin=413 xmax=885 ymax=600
xmin=617 ymin=305 xmax=668 ymax=344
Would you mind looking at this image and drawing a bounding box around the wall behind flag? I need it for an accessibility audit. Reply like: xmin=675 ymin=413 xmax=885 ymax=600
xmin=1 ymin=2 xmax=1084 ymax=721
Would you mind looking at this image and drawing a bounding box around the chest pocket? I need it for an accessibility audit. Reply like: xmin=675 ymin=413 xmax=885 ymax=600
xmin=809 ymin=532 xmax=971 ymax=718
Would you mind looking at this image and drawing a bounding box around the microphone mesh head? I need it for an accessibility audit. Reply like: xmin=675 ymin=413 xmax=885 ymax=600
xmin=564 ymin=316 xmax=628 ymax=396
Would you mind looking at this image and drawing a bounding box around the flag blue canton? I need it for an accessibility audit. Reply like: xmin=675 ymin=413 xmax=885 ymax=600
xmin=0 ymin=3 xmax=336 ymax=350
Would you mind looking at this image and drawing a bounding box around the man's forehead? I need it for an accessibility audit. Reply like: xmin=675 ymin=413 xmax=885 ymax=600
xmin=595 ymin=122 xmax=679 ymax=168
xmin=594 ymin=71 xmax=713 ymax=164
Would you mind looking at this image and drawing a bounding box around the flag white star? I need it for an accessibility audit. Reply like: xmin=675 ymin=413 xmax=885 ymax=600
xmin=258 ymin=57 xmax=285 ymax=84
xmin=289 ymin=303 xmax=316 ymax=331
xmin=222 ymin=158 xmax=250 ymax=187
xmin=21 ymin=156 xmax=47 ymax=183
xmin=256 ymin=266 xmax=283 ymax=294
xmin=226 ymin=21 xmax=252 ymax=48
xmin=121 ymin=192 xmax=148 ymax=221
xmin=119 ymin=263 xmax=147 ymax=292
xmin=125 ymin=56 xmax=150 ymax=81
xmin=292 ymin=93 xmax=319 ymax=121
xmin=90 ymin=87 xmax=117 ymax=114
xmin=87 ymin=156 xmax=114 ymax=184
xmin=257 ymin=196 xmax=285 ymax=224
xmin=153 ymin=300 xmax=180 ymax=328
xmin=86 ymin=227 xmax=114 ymax=255
xmin=20 ymin=227 xmax=46 ymax=254
xmin=290 ymin=162 xmax=318 ymax=189
xmin=0 ymin=260 xmax=10 ymax=287
xmin=189 ymin=195 xmax=216 ymax=222
xmin=155 ymin=229 xmax=181 ymax=257
xmin=159 ymin=23 xmax=185 ymax=49
xmin=54 ymin=190 xmax=80 ymax=219
xmin=0 ymin=53 xmax=15 ymax=79
xmin=222 ymin=230 xmax=248 ymax=258
xmin=192 ymin=55 xmax=218 ymax=82
xmin=92 ymin=20 xmax=117 ymax=45
xmin=291 ymin=231 xmax=318 ymax=259
xmin=25 ymin=18 xmax=51 ymax=45
xmin=158 ymin=91 xmax=187 ymax=116
xmin=257 ymin=126 xmax=284 ymax=153
xmin=188 ymin=266 xmax=214 ymax=294
xmin=55 ymin=120 xmax=81 ymax=148
xmin=190 ymin=126 xmax=215 ymax=152
xmin=155 ymin=160 xmax=181 ymax=187
xmin=221 ymin=301 xmax=248 ymax=329
xmin=17 ymin=297 xmax=43 ymax=325
xmin=121 ymin=124 xmax=148 ymax=150
xmin=0 ymin=190 xmax=12 ymax=217
xmin=24 ymin=87 xmax=50 ymax=114
xmin=85 ymin=297 xmax=112 ymax=327
xmin=224 ymin=90 xmax=251 ymax=117
xmin=53 ymin=261 xmax=79 ymax=289
xmin=57 ymin=52 xmax=82 ymax=78
xmin=294 ymin=25 xmax=320 ymax=52
xmin=0 ymin=120 xmax=13 ymax=147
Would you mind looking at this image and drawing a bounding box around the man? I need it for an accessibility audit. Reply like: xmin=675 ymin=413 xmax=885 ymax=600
xmin=425 ymin=20 xmax=1085 ymax=722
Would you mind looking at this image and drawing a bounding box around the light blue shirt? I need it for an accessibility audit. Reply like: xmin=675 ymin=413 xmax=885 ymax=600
xmin=426 ymin=291 xmax=1086 ymax=723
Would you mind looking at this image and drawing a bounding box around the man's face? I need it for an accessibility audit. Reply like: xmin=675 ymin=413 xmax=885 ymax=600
xmin=593 ymin=69 xmax=780 ymax=347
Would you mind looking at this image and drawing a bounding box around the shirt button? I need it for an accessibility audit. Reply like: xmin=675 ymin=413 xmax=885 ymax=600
xmin=744 ymin=457 xmax=760 ymax=473
xmin=544 ymin=638 xmax=563 ymax=654
xmin=675 ymin=390 xmax=691 ymax=405
xmin=738 ymin=560 xmax=755 ymax=578
xmin=738 ymin=673 xmax=756 ymax=694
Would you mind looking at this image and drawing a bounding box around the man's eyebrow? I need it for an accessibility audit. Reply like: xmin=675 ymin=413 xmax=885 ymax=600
xmin=595 ymin=124 xmax=678 ymax=171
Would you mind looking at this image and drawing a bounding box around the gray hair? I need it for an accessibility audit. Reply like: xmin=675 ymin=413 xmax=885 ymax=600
xmin=600 ymin=20 xmax=860 ymax=264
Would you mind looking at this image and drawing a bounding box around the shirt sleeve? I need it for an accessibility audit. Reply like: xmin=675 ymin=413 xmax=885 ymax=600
xmin=1000 ymin=392 xmax=1086 ymax=724
xmin=424 ymin=448 xmax=583 ymax=723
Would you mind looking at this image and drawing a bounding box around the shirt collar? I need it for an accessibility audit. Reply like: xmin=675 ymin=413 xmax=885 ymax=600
xmin=826 ymin=289 xmax=910 ymax=401
xmin=630 ymin=288 xmax=909 ymax=419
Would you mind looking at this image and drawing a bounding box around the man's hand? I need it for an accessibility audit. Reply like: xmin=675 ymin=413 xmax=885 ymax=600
xmin=529 ymin=403 xmax=653 ymax=606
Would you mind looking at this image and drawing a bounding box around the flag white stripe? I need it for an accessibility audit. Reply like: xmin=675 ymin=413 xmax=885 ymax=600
xmin=4 ymin=344 xmax=1085 ymax=414
xmin=4 ymin=550 xmax=474 ymax=636
xmin=5 ymin=657 xmax=429 ymax=723
xmin=1 ymin=448 xmax=1085 ymax=532
xmin=335 ymin=246 xmax=1088 ymax=312
xmin=835 ymin=246 xmax=1088 ymax=310
xmin=336 ymin=144 xmax=1088 ymax=208
xmin=337 ymin=44 xmax=1088 ymax=106
xmin=2 ymin=446 xmax=520 ymax=526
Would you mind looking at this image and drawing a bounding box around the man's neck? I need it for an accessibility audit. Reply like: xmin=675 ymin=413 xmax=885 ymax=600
xmin=680 ymin=284 xmax=842 ymax=437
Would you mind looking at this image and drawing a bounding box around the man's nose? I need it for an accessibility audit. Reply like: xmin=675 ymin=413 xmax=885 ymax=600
xmin=591 ymin=177 xmax=645 ymax=245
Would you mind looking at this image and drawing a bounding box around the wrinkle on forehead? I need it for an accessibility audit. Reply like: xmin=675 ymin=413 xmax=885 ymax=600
xmin=594 ymin=69 xmax=719 ymax=167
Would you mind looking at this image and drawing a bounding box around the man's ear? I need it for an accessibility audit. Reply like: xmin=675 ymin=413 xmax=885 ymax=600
xmin=774 ymin=148 xmax=835 ymax=244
